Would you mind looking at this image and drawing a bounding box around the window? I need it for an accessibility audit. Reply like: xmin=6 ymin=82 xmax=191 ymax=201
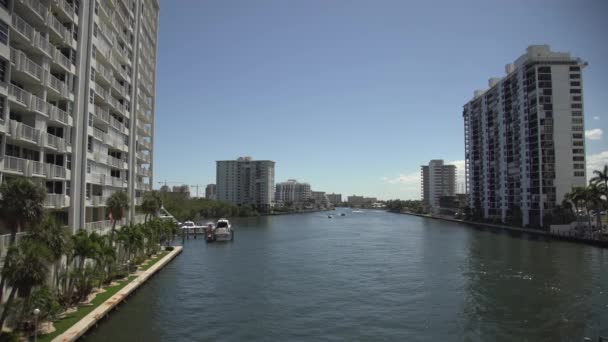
xmin=572 ymin=103 xmax=582 ymax=109
xmin=0 ymin=20 xmax=7 ymax=45
xmin=572 ymin=126 xmax=583 ymax=131
xmin=570 ymin=88 xmax=581 ymax=94
xmin=89 ymin=89 xmax=94 ymax=103
xmin=91 ymin=67 xmax=95 ymax=81
xmin=570 ymin=74 xmax=580 ymax=79
xmin=0 ymin=58 xmax=6 ymax=82
xmin=571 ymin=81 xmax=580 ymax=86
xmin=572 ymin=96 xmax=582 ymax=101
xmin=572 ymin=118 xmax=583 ymax=124
xmin=573 ymin=156 xmax=585 ymax=161
xmin=574 ymin=171 xmax=585 ymax=177
xmin=572 ymin=111 xmax=582 ymax=117
xmin=573 ymin=140 xmax=584 ymax=146
xmin=573 ymin=164 xmax=585 ymax=169
xmin=87 ymin=136 xmax=93 ymax=152
xmin=0 ymin=95 xmax=4 ymax=120
xmin=573 ymin=149 xmax=584 ymax=154
xmin=87 ymin=160 xmax=91 ymax=173
xmin=569 ymin=66 xmax=580 ymax=72
xmin=573 ymin=133 xmax=583 ymax=139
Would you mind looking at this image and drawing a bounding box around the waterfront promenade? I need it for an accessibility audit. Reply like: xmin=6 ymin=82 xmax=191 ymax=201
xmin=52 ymin=247 xmax=183 ymax=342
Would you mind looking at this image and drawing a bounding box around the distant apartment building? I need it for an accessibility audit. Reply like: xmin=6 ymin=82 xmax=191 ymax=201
xmin=463 ymin=45 xmax=587 ymax=227
xmin=172 ymin=185 xmax=190 ymax=197
xmin=275 ymin=179 xmax=311 ymax=205
xmin=421 ymin=160 xmax=456 ymax=212
xmin=347 ymin=195 xmax=376 ymax=207
xmin=216 ymin=156 xmax=275 ymax=212
xmin=0 ymin=0 xmax=159 ymax=233
xmin=326 ymin=193 xmax=342 ymax=205
xmin=205 ymin=184 xmax=216 ymax=200
xmin=312 ymin=191 xmax=330 ymax=207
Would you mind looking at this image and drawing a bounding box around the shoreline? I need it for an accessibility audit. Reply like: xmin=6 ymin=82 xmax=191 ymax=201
xmin=51 ymin=246 xmax=183 ymax=342
xmin=397 ymin=211 xmax=608 ymax=248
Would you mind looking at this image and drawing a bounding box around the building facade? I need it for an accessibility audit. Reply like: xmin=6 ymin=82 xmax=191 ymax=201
xmin=347 ymin=195 xmax=376 ymax=207
xmin=0 ymin=0 xmax=159 ymax=233
xmin=326 ymin=193 xmax=342 ymax=205
xmin=275 ymin=179 xmax=311 ymax=205
xmin=311 ymin=191 xmax=329 ymax=207
xmin=216 ymin=156 xmax=275 ymax=212
xmin=421 ymin=160 xmax=456 ymax=212
xmin=463 ymin=45 xmax=587 ymax=227
xmin=205 ymin=183 xmax=216 ymax=200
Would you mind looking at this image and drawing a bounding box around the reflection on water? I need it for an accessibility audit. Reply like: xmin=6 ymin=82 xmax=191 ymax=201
xmin=84 ymin=211 xmax=608 ymax=341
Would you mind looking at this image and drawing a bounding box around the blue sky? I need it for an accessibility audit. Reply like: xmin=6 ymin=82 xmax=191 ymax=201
xmin=153 ymin=0 xmax=608 ymax=200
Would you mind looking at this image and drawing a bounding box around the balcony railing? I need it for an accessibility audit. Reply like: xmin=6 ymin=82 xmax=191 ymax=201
xmin=10 ymin=120 xmax=40 ymax=143
xmin=11 ymin=15 xmax=33 ymax=41
xmin=0 ymin=232 xmax=27 ymax=259
xmin=10 ymin=48 xmax=43 ymax=81
xmin=45 ymin=194 xmax=70 ymax=208
xmin=48 ymin=105 xmax=70 ymax=125
xmin=2 ymin=156 xmax=68 ymax=179
xmin=9 ymin=85 xmax=31 ymax=106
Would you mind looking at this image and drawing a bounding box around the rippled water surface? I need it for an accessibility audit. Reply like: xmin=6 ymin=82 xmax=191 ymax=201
xmin=84 ymin=210 xmax=608 ymax=341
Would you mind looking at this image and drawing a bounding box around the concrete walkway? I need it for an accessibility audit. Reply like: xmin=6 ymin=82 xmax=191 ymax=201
xmin=52 ymin=246 xmax=183 ymax=342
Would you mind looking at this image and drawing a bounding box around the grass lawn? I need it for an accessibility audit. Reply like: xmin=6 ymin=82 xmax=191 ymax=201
xmin=139 ymin=251 xmax=169 ymax=271
xmin=39 ymin=250 xmax=172 ymax=342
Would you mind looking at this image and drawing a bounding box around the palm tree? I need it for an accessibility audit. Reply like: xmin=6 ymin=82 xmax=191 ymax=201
xmin=141 ymin=191 xmax=162 ymax=222
xmin=0 ymin=177 xmax=46 ymax=303
xmin=0 ymin=239 xmax=53 ymax=329
xmin=564 ymin=187 xmax=586 ymax=227
xmin=106 ymin=191 xmax=130 ymax=244
xmin=590 ymin=164 xmax=608 ymax=194
xmin=585 ymin=183 xmax=605 ymax=230
xmin=28 ymin=216 xmax=72 ymax=287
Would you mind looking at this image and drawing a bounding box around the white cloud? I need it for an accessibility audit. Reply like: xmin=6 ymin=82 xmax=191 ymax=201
xmin=382 ymin=171 xmax=420 ymax=186
xmin=587 ymin=150 xmax=608 ymax=180
xmin=593 ymin=116 xmax=600 ymax=120
xmin=585 ymin=128 xmax=603 ymax=140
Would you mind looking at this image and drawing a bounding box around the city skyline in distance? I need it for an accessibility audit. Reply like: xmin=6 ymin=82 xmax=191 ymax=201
xmin=153 ymin=0 xmax=608 ymax=200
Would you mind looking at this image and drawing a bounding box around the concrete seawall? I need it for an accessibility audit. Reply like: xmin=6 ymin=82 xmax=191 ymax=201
xmin=53 ymin=246 xmax=183 ymax=342
xmin=399 ymin=212 xmax=608 ymax=248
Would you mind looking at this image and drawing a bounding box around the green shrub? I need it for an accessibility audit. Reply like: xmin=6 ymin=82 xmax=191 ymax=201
xmin=165 ymin=246 xmax=174 ymax=251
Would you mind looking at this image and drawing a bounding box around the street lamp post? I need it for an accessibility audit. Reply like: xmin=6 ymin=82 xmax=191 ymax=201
xmin=33 ymin=308 xmax=40 ymax=342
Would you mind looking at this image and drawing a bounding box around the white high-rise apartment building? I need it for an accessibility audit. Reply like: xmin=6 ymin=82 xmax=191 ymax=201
xmin=421 ymin=160 xmax=456 ymax=212
xmin=463 ymin=45 xmax=587 ymax=227
xmin=275 ymin=179 xmax=311 ymax=204
xmin=216 ymin=156 xmax=275 ymax=212
xmin=0 ymin=0 xmax=159 ymax=233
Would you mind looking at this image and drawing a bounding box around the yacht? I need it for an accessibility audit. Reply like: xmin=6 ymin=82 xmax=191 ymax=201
xmin=214 ymin=219 xmax=233 ymax=242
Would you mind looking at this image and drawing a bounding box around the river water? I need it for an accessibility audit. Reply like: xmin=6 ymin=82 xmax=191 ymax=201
xmin=84 ymin=210 xmax=608 ymax=341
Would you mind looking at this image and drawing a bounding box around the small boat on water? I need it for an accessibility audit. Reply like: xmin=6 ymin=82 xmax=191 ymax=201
xmin=214 ymin=218 xmax=233 ymax=242
xmin=340 ymin=213 xmax=346 ymax=216
xmin=328 ymin=215 xmax=333 ymax=218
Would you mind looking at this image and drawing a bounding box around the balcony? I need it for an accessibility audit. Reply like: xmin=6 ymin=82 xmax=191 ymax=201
xmin=11 ymin=15 xmax=34 ymax=42
xmin=94 ymin=82 xmax=108 ymax=100
xmin=89 ymin=195 xmax=107 ymax=206
xmin=83 ymin=218 xmax=127 ymax=235
xmin=48 ymin=13 xmax=71 ymax=44
xmin=137 ymin=121 xmax=151 ymax=136
xmin=21 ymin=0 xmax=48 ymax=22
xmin=94 ymin=105 xmax=110 ymax=124
xmin=45 ymin=194 xmax=70 ymax=208
xmin=44 ymin=132 xmax=68 ymax=152
xmin=47 ymin=73 xmax=70 ymax=98
xmin=2 ymin=156 xmax=67 ymax=179
xmin=53 ymin=48 xmax=73 ymax=72
xmin=54 ymin=0 xmax=77 ymax=22
xmin=137 ymin=167 xmax=150 ymax=177
xmin=9 ymin=120 xmax=40 ymax=145
xmin=8 ymin=85 xmax=31 ymax=108
xmin=136 ymin=151 xmax=150 ymax=163
xmin=139 ymin=139 xmax=152 ymax=150
xmin=10 ymin=48 xmax=43 ymax=82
